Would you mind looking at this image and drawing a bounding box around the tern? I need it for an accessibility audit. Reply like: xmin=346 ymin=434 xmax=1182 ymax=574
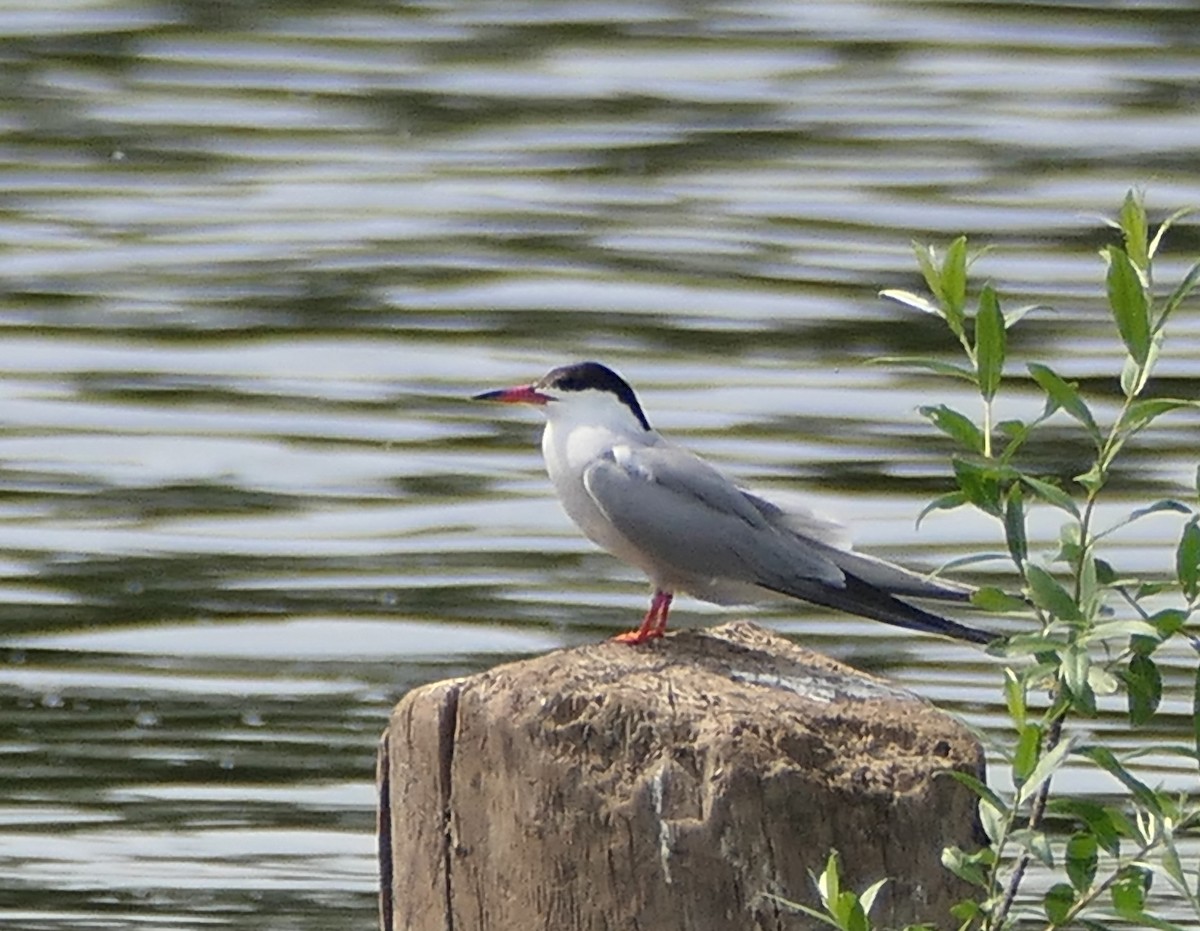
xmin=474 ymin=361 xmax=993 ymax=646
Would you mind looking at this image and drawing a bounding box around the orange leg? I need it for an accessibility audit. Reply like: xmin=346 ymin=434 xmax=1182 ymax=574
xmin=612 ymin=590 xmax=674 ymax=645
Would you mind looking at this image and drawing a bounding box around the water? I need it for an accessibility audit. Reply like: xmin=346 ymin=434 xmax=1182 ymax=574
xmin=2 ymin=0 xmax=1200 ymax=927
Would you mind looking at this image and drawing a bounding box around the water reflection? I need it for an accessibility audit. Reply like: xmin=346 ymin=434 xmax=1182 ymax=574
xmin=2 ymin=0 xmax=1200 ymax=927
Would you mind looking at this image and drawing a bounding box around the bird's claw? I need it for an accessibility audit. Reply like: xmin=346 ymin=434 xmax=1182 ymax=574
xmin=611 ymin=628 xmax=663 ymax=645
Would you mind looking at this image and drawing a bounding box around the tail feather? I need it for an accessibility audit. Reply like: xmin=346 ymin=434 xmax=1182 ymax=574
xmin=764 ymin=573 xmax=995 ymax=645
xmin=808 ymin=539 xmax=975 ymax=603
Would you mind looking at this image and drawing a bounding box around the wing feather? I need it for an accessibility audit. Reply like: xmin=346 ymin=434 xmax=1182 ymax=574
xmin=582 ymin=445 xmax=844 ymax=588
xmin=742 ymin=489 xmax=852 ymax=548
xmin=581 ymin=443 xmax=992 ymax=644
xmin=745 ymin=489 xmax=972 ymax=602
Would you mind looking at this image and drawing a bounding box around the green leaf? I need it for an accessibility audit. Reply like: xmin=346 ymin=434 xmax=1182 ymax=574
xmin=1177 ymin=517 xmax=1200 ymax=601
xmin=1047 ymin=799 xmax=1123 ymax=856
xmin=766 ymin=896 xmax=842 ymax=929
xmin=942 ymin=769 xmax=1009 ymax=814
xmin=1015 ymin=732 xmax=1074 ymax=806
xmin=1066 ymin=832 xmax=1098 ymax=892
xmin=816 ymin=850 xmax=841 ymax=908
xmin=1027 ymin=363 xmax=1101 ymax=445
xmin=941 ymin=846 xmax=989 ymax=888
xmin=953 ymin=457 xmax=1003 ymax=517
xmin=1077 ymin=746 xmax=1164 ymax=815
xmin=1003 ymin=667 xmax=1027 ymax=728
xmin=858 ymin=878 xmax=887 ymax=917
xmin=1074 ymin=462 xmax=1106 ymax=496
xmin=937 ymin=552 xmax=1012 ymax=573
xmin=868 ymin=356 xmax=978 ymax=383
xmin=878 ymin=288 xmax=944 ymax=317
xmin=994 ymin=634 xmax=1068 ymax=658
xmin=1121 ymin=909 xmax=1192 ymax=931
xmin=971 ymin=586 xmax=1029 ymax=613
xmin=1119 ymin=189 xmax=1149 ymax=271
xmin=1119 ymin=352 xmax=1141 ymax=400
xmin=1110 ymin=866 xmax=1150 ymax=918
xmin=1106 ymin=245 xmax=1151 ymax=366
xmin=1013 ymin=722 xmax=1042 ymax=785
xmin=1135 ymin=581 xmax=1173 ymax=600
xmin=1079 ymin=550 xmax=1099 ymax=618
xmin=837 ymin=892 xmax=867 ymax=931
xmin=1063 ymin=643 xmax=1096 ymax=715
xmin=1017 ymin=827 xmax=1055 ymax=867
xmin=1044 ymin=881 xmax=1075 ymax=924
xmin=1089 ymin=664 xmax=1120 ymax=697
xmin=1020 ymin=475 xmax=1080 ymax=518
xmin=1157 ymin=258 xmax=1200 ymax=332
xmin=950 ymin=899 xmax=984 ymax=922
xmin=1130 ymin=633 xmax=1159 ymax=657
xmin=941 ymin=235 xmax=968 ymax=336
xmin=1159 ymin=832 xmax=1187 ymax=890
xmin=1148 ymin=608 xmax=1187 ymax=641
xmin=1026 ymin=564 xmax=1082 ymax=621
xmin=916 ymin=491 xmax=968 ymax=528
xmin=996 ymin=417 xmax=1032 ymax=462
xmin=1083 ymin=619 xmax=1160 ymax=644
xmin=1127 ymin=499 xmax=1193 ymax=523
xmin=1058 ymin=525 xmax=1083 ymax=563
xmin=1004 ymin=302 xmax=1052 ymax=329
xmin=955 ymin=458 xmax=1012 ymax=515
xmin=1149 ymin=204 xmax=1195 ymax=258
xmin=912 ymin=242 xmax=942 ymax=301
xmin=1124 ymin=654 xmax=1162 ymax=726
xmin=975 ymin=283 xmax=1005 ymax=401
xmin=1004 ymin=484 xmax=1027 ymax=568
xmin=1121 ymin=398 xmax=1199 ymax=435
xmin=920 ymin=405 xmax=985 ymax=454
xmin=977 ymin=795 xmax=1006 ymax=845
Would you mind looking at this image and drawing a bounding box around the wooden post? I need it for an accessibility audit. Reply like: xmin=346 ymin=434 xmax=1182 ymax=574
xmin=378 ymin=621 xmax=984 ymax=931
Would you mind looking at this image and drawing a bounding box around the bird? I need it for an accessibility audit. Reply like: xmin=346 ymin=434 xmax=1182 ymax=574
xmin=473 ymin=361 xmax=994 ymax=646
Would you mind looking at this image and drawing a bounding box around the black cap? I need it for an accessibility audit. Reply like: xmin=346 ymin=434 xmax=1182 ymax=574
xmin=540 ymin=361 xmax=651 ymax=431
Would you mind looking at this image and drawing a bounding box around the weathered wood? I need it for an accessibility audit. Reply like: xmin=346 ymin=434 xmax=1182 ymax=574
xmin=378 ymin=621 xmax=984 ymax=931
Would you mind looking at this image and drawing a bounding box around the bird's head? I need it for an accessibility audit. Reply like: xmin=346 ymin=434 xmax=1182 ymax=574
xmin=473 ymin=361 xmax=652 ymax=433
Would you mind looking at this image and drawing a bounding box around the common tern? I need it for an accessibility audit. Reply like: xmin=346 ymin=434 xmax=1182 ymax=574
xmin=474 ymin=361 xmax=993 ymax=646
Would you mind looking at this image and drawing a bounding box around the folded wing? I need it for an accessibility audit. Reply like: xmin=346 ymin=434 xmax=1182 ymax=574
xmin=584 ymin=444 xmax=992 ymax=644
xmin=583 ymin=445 xmax=844 ymax=589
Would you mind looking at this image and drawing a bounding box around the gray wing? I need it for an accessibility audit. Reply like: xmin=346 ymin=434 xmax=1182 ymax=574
xmin=582 ymin=444 xmax=845 ymax=588
xmin=743 ymin=489 xmax=972 ymax=602
xmin=740 ymin=488 xmax=852 ymax=548
xmin=585 ymin=444 xmax=991 ymax=644
xmin=815 ymin=545 xmax=974 ymax=602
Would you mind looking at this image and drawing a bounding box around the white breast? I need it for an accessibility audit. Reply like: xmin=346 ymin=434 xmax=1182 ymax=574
xmin=540 ymin=419 xmax=667 ymax=579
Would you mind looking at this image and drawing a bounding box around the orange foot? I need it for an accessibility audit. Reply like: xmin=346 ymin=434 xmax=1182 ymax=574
xmin=611 ymin=589 xmax=673 ymax=645
xmin=612 ymin=628 xmax=664 ymax=645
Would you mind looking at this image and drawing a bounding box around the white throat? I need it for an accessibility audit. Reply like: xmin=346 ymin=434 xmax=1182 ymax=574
xmin=538 ymin=389 xmax=661 ymax=571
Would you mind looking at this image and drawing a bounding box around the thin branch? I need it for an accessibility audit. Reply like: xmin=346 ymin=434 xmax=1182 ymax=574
xmin=992 ymin=713 xmax=1066 ymax=928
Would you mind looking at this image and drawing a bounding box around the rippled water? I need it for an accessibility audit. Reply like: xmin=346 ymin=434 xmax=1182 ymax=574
xmin=2 ymin=0 xmax=1200 ymax=927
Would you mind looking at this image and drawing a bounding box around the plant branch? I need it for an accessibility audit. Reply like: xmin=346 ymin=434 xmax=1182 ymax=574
xmin=991 ymin=712 xmax=1066 ymax=929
